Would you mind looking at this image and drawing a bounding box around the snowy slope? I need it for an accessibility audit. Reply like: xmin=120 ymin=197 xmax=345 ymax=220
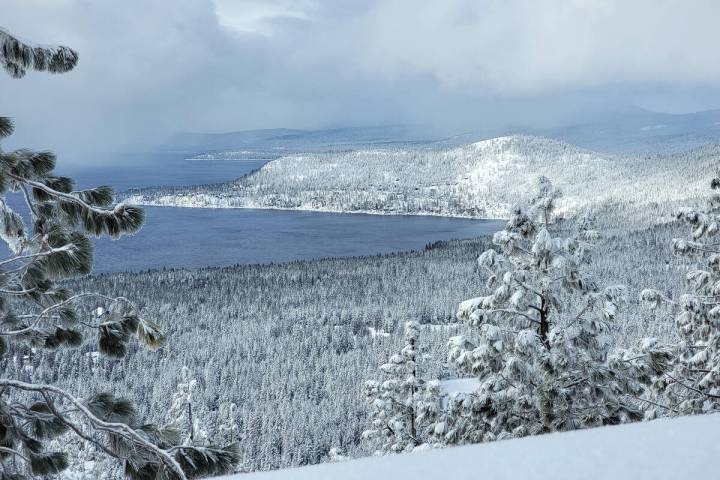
xmin=127 ymin=135 xmax=720 ymax=228
xmin=219 ymin=414 xmax=720 ymax=480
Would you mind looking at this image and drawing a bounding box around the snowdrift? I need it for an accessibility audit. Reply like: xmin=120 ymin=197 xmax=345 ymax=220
xmin=219 ymin=414 xmax=720 ymax=480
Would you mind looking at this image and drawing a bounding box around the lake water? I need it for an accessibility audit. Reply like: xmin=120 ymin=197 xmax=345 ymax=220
xmin=93 ymin=207 xmax=502 ymax=272
xmin=7 ymin=152 xmax=503 ymax=272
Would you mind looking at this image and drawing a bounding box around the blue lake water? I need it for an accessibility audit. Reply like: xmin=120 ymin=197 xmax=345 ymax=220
xmin=93 ymin=207 xmax=502 ymax=273
xmin=6 ymin=152 xmax=503 ymax=272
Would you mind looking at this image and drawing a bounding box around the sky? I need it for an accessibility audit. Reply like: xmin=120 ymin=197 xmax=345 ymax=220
xmin=1 ymin=0 xmax=720 ymax=163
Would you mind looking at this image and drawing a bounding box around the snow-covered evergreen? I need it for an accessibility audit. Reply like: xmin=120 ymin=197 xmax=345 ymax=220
xmin=635 ymin=171 xmax=720 ymax=417
xmin=362 ymin=321 xmax=441 ymax=453
xmin=169 ymin=366 xmax=209 ymax=445
xmin=444 ymin=177 xmax=642 ymax=443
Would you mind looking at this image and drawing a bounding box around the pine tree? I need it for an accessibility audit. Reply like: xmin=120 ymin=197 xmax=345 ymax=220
xmin=169 ymin=366 xmax=209 ymax=446
xmin=217 ymin=401 xmax=240 ymax=445
xmin=0 ymin=27 xmax=238 ymax=479
xmin=326 ymin=447 xmax=347 ymax=463
xmin=362 ymin=321 xmax=441 ymax=453
xmin=445 ymin=177 xmax=641 ymax=444
xmin=637 ymin=172 xmax=720 ymax=416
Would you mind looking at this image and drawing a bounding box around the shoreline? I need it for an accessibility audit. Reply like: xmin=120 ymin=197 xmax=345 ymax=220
xmin=126 ymin=199 xmax=508 ymax=221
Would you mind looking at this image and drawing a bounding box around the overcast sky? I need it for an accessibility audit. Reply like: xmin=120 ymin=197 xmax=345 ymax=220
xmin=1 ymin=0 xmax=720 ymax=162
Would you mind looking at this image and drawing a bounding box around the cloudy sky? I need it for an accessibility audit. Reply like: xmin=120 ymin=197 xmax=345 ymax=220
xmin=1 ymin=0 xmax=719 ymax=162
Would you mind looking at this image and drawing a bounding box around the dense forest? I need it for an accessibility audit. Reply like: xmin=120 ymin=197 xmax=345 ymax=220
xmin=4 ymin=217 xmax=687 ymax=472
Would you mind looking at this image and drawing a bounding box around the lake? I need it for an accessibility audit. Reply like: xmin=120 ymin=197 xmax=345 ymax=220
xmin=92 ymin=207 xmax=502 ymax=272
xmin=6 ymin=152 xmax=503 ymax=272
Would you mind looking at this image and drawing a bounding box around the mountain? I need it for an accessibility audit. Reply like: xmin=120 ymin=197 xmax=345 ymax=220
xmin=163 ymin=125 xmax=444 ymax=154
xmin=219 ymin=413 xmax=720 ymax=480
xmin=538 ymin=108 xmax=720 ymax=154
xmin=162 ymin=108 xmax=720 ymax=159
xmin=126 ymin=135 xmax=720 ymax=230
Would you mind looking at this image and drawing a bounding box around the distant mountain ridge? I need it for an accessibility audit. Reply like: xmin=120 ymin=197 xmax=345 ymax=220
xmin=163 ymin=108 xmax=720 ymax=157
xmin=538 ymin=107 xmax=720 ymax=154
xmin=164 ymin=125 xmax=443 ymax=153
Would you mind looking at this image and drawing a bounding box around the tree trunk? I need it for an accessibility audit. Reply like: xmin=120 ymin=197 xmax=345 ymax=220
xmin=409 ymin=337 xmax=417 ymax=443
xmin=539 ymin=295 xmax=550 ymax=349
xmin=188 ymin=402 xmax=194 ymax=442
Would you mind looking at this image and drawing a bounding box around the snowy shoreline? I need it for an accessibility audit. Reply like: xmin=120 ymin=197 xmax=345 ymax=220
xmin=125 ymin=198 xmax=507 ymax=221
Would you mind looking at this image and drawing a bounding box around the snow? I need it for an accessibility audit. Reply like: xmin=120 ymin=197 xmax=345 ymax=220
xmin=368 ymin=327 xmax=390 ymax=338
xmin=438 ymin=377 xmax=479 ymax=396
xmin=217 ymin=414 xmax=720 ymax=480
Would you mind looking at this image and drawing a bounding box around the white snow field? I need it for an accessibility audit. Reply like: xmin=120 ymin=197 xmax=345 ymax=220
xmin=219 ymin=414 xmax=720 ymax=480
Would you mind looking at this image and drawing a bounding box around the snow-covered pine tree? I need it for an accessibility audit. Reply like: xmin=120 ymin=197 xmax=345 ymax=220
xmin=637 ymin=172 xmax=720 ymax=416
xmin=326 ymin=447 xmax=347 ymax=463
xmin=169 ymin=366 xmax=209 ymax=446
xmin=0 ymin=27 xmax=238 ymax=479
xmin=217 ymin=401 xmax=240 ymax=445
xmin=362 ymin=321 xmax=441 ymax=453
xmin=446 ymin=177 xmax=641 ymax=444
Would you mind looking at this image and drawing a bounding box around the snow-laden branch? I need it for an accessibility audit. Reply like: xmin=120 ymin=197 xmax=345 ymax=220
xmin=0 ymin=380 xmax=188 ymax=480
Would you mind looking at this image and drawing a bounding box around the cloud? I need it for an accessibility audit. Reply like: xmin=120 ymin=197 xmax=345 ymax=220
xmin=330 ymin=0 xmax=720 ymax=93
xmin=0 ymin=0 xmax=719 ymax=162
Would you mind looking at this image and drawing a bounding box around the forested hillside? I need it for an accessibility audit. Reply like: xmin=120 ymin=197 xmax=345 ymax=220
xmin=127 ymin=136 xmax=719 ymax=226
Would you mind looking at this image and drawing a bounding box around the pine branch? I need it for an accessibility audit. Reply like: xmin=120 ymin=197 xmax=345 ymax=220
xmin=0 ymin=27 xmax=78 ymax=78
xmin=0 ymin=446 xmax=29 ymax=462
xmin=0 ymin=380 xmax=188 ymax=480
xmin=0 ymin=245 xmax=73 ymax=268
xmin=665 ymin=373 xmax=720 ymax=399
xmin=8 ymin=173 xmax=116 ymax=216
xmin=486 ymin=308 xmax=541 ymax=325
xmin=0 ymin=292 xmax=135 ymax=336
xmin=39 ymin=391 xmax=120 ymax=460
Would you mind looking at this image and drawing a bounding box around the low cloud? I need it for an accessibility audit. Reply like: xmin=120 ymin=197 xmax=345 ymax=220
xmin=1 ymin=0 xmax=719 ymax=162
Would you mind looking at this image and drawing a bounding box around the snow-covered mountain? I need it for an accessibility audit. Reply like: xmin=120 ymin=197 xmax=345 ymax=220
xmin=218 ymin=414 xmax=720 ymax=480
xmin=127 ymin=135 xmax=719 ymax=227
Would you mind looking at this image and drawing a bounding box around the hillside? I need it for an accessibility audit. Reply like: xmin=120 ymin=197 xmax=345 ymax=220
xmin=126 ymin=135 xmax=720 ymax=227
xmin=54 ymin=220 xmax=685 ymax=474
xmin=219 ymin=413 xmax=720 ymax=480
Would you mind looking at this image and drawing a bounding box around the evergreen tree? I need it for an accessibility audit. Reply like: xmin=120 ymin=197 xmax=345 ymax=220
xmin=445 ymin=177 xmax=641 ymax=444
xmin=326 ymin=447 xmax=347 ymax=463
xmin=637 ymin=172 xmax=720 ymax=416
xmin=169 ymin=366 xmax=209 ymax=446
xmin=217 ymin=401 xmax=240 ymax=445
xmin=0 ymin=27 xmax=238 ymax=479
xmin=362 ymin=321 xmax=441 ymax=453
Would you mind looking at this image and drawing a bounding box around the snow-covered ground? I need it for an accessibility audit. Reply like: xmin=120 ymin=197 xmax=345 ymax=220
xmin=219 ymin=414 xmax=720 ymax=480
